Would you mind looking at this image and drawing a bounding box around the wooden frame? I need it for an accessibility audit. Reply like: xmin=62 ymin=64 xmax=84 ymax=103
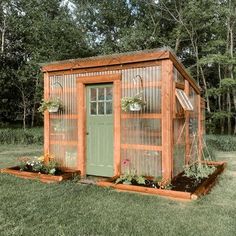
xmin=76 ymin=74 xmax=121 ymax=176
xmin=161 ymin=60 xmax=174 ymax=180
xmin=42 ymin=49 xmax=206 ymax=184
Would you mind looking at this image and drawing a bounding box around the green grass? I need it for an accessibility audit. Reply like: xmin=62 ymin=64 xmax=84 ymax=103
xmin=0 ymin=145 xmax=236 ymax=236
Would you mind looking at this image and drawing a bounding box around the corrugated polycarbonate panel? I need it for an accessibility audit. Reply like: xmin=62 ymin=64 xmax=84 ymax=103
xmin=49 ymin=74 xmax=78 ymax=168
xmin=48 ymin=66 xmax=162 ymax=174
xmin=121 ymin=66 xmax=162 ymax=177
xmin=173 ymin=118 xmax=186 ymax=176
xmin=189 ymin=87 xmax=199 ymax=164
xmin=121 ymin=149 xmax=162 ymax=177
xmin=174 ymin=67 xmax=185 ymax=84
xmin=121 ymin=118 xmax=161 ymax=146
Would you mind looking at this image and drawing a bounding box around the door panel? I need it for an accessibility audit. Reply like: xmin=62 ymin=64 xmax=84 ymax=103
xmin=86 ymin=84 xmax=114 ymax=177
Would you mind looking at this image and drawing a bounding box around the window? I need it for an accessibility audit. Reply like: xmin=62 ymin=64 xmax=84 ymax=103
xmin=89 ymin=87 xmax=113 ymax=115
xmin=175 ymin=89 xmax=193 ymax=111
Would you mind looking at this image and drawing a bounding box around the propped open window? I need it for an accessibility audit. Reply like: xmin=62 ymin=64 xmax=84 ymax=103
xmin=175 ymin=89 xmax=193 ymax=111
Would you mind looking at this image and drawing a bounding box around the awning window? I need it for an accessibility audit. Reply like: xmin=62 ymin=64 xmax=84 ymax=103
xmin=175 ymin=89 xmax=194 ymax=111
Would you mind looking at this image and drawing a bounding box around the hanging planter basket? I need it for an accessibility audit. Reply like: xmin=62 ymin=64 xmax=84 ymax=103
xmin=129 ymin=102 xmax=142 ymax=111
xmin=38 ymin=97 xmax=63 ymax=114
xmin=121 ymin=96 xmax=146 ymax=112
xmin=48 ymin=105 xmax=60 ymax=113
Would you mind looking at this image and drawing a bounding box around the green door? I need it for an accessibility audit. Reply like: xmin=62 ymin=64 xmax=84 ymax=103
xmin=86 ymin=84 xmax=114 ymax=177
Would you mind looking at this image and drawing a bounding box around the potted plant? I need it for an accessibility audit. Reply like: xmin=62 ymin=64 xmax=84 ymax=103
xmin=121 ymin=94 xmax=146 ymax=112
xmin=38 ymin=97 xmax=62 ymax=113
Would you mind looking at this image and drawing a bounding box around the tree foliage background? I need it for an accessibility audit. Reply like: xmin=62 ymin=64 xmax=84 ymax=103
xmin=0 ymin=0 xmax=235 ymax=134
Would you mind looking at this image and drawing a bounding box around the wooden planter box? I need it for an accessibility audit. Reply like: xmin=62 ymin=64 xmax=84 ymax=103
xmin=0 ymin=167 xmax=80 ymax=183
xmin=97 ymin=161 xmax=226 ymax=201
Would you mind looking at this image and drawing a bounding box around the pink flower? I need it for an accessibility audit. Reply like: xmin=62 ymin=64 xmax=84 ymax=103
xmin=122 ymin=159 xmax=130 ymax=166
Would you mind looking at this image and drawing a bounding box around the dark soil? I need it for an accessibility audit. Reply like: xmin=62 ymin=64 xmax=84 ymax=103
xmin=170 ymin=174 xmax=206 ymax=193
xmin=10 ymin=166 xmax=63 ymax=176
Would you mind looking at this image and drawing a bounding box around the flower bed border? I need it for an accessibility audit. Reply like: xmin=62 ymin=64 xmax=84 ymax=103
xmin=97 ymin=161 xmax=226 ymax=201
xmin=0 ymin=167 xmax=80 ymax=183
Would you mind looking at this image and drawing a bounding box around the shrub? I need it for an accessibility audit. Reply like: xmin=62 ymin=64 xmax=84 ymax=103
xmin=206 ymin=135 xmax=236 ymax=152
xmin=0 ymin=127 xmax=43 ymax=145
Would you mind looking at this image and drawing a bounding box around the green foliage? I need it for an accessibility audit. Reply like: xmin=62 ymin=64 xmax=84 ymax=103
xmin=115 ymin=174 xmax=146 ymax=185
xmin=121 ymin=95 xmax=146 ymax=112
xmin=18 ymin=156 xmax=59 ymax=175
xmin=206 ymin=135 xmax=236 ymax=152
xmin=184 ymin=163 xmax=216 ymax=181
xmin=38 ymin=97 xmax=62 ymax=113
xmin=0 ymin=128 xmax=43 ymax=144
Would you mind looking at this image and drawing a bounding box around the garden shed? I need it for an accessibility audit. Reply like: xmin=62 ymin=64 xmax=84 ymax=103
xmin=41 ymin=48 xmax=205 ymax=181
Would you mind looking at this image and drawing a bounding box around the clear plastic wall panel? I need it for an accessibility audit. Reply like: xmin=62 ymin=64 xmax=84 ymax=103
xmin=49 ymin=74 xmax=78 ymax=169
xmin=50 ymin=119 xmax=78 ymax=141
xmin=174 ymin=67 xmax=185 ymax=84
xmin=189 ymin=87 xmax=199 ymax=164
xmin=121 ymin=118 xmax=161 ymax=145
xmin=173 ymin=118 xmax=186 ymax=176
xmin=121 ymin=149 xmax=162 ymax=177
xmin=49 ymin=144 xmax=78 ymax=168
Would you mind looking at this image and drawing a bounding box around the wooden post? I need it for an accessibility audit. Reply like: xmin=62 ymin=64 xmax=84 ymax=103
xmin=161 ymin=60 xmax=174 ymax=180
xmin=77 ymin=82 xmax=86 ymax=175
xmin=184 ymin=80 xmax=190 ymax=164
xmin=44 ymin=72 xmax=50 ymax=155
xmin=198 ymin=95 xmax=202 ymax=161
xmin=113 ymin=80 xmax=121 ymax=176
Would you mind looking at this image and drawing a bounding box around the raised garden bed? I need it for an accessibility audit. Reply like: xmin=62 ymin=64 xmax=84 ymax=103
xmin=97 ymin=161 xmax=226 ymax=201
xmin=0 ymin=166 xmax=80 ymax=183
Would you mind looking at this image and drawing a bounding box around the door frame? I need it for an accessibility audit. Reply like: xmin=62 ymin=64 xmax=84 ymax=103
xmin=76 ymin=73 xmax=121 ymax=177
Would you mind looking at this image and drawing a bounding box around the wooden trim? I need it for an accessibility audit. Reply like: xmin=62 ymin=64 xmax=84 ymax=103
xmin=114 ymin=80 xmax=121 ymax=176
xmin=42 ymin=50 xmax=169 ymax=72
xmin=0 ymin=167 xmax=80 ymax=183
xmin=44 ymin=72 xmax=50 ymax=155
xmin=50 ymin=141 xmax=78 ymax=146
xmin=77 ymin=82 xmax=86 ymax=175
xmin=121 ymin=144 xmax=162 ymax=151
xmin=185 ymin=80 xmax=190 ymax=164
xmin=161 ymin=60 xmax=174 ymax=180
xmin=44 ymin=61 xmax=161 ymax=77
xmin=77 ymin=73 xmax=121 ymax=84
xmin=121 ymin=113 xmax=161 ymax=119
xmin=97 ymin=181 xmax=192 ymax=200
xmin=123 ymin=81 xmax=161 ymax=89
xmin=50 ymin=114 xmax=78 ymax=119
xmin=198 ymin=95 xmax=202 ymax=162
xmin=175 ymin=82 xmax=185 ymax=90
xmin=77 ymin=73 xmax=122 ymax=176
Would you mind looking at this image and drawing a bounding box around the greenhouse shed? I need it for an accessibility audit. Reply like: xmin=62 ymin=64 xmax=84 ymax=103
xmin=41 ymin=48 xmax=205 ymax=181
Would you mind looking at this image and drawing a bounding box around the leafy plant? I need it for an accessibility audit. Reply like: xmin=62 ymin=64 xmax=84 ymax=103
xmin=38 ymin=97 xmax=62 ymax=113
xmin=18 ymin=154 xmax=60 ymax=175
xmin=121 ymin=95 xmax=146 ymax=112
xmin=184 ymin=163 xmax=216 ymax=181
xmin=115 ymin=174 xmax=147 ymax=185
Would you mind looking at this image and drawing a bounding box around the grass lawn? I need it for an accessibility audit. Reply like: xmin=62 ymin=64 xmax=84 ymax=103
xmin=0 ymin=145 xmax=236 ymax=236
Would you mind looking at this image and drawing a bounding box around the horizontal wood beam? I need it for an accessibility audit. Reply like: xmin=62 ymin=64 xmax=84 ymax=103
xmin=50 ymin=114 xmax=78 ymax=119
xmin=50 ymin=141 xmax=77 ymax=146
xmin=77 ymin=73 xmax=121 ymax=84
xmin=42 ymin=50 xmax=169 ymax=72
xmin=123 ymin=81 xmax=161 ymax=89
xmin=121 ymin=144 xmax=162 ymax=151
xmin=121 ymin=113 xmax=161 ymax=119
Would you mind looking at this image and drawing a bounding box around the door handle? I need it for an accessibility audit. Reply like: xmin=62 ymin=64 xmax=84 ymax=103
xmin=86 ymin=132 xmax=89 ymax=135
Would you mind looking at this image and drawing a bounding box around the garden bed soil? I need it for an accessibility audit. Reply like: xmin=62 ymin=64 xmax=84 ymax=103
xmin=97 ymin=161 xmax=226 ymax=200
xmin=0 ymin=166 xmax=80 ymax=183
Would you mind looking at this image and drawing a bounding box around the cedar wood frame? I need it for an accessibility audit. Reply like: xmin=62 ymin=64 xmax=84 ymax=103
xmin=42 ymin=49 xmax=203 ymax=180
